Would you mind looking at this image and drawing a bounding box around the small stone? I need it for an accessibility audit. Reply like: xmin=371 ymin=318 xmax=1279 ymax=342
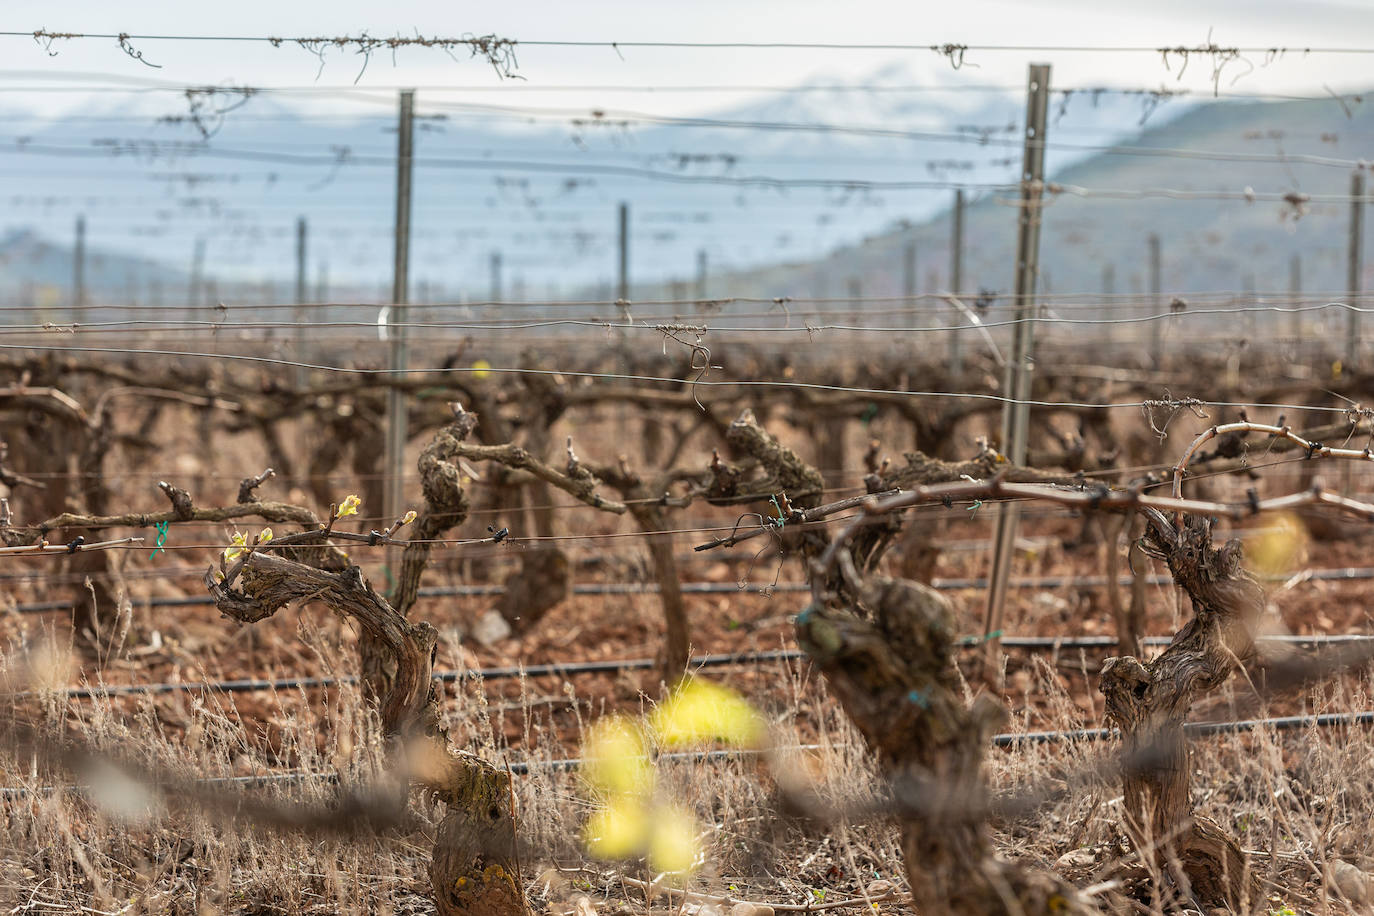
xmin=1054 ymin=848 xmax=1098 ymax=870
xmin=730 ymin=905 xmax=773 ymax=916
xmin=1328 ymin=859 xmax=1370 ymax=904
xmin=865 ymin=879 xmax=896 ymax=897
xmin=470 ymin=608 xmax=512 ymax=646
xmin=1032 ymin=591 xmax=1069 ymax=613
xmin=684 ymin=906 xmax=723 ymax=916
xmin=534 ymin=868 xmax=568 ymax=897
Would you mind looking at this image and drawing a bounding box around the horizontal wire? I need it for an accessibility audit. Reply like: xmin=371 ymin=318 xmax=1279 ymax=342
xmin=6 ymin=455 xmax=1334 ymax=502
xmin=27 ymin=310 xmax=1374 ymax=338
xmin=416 ymin=98 xmax=1368 ymax=169
xmin=0 ymin=342 xmax=1352 ymax=415
xmin=15 ymin=300 xmax=1374 ymax=337
xmin=12 ymin=563 xmax=1374 ymax=616
xmin=0 ymin=523 xmax=1097 ymax=586
xmin=14 ymin=290 xmax=1373 ymax=312
xmin=2 ymin=514 xmax=880 ymax=551
xmin=1 ymin=138 xmax=1368 ymax=193
xmin=0 ymin=111 xmax=1133 ymax=144
xmin=0 ymin=745 xmax=830 ymax=798
xmin=50 ymin=649 xmax=806 ymax=698
xmin=995 ymin=710 xmax=1374 ymax=747
xmin=0 ymin=484 xmax=1100 ymax=526
xmin=5 ymin=710 xmax=1371 ymax=798
xmin=0 ymin=75 xmax=1359 ymax=103
xmin=34 ymin=630 xmax=1374 ymax=700
xmin=8 ymin=299 xmax=1362 ymax=323
xmin=29 ymin=483 xmax=1353 ymax=585
xmin=3 ymin=460 xmax=1333 ymax=570
xmin=0 ymin=139 xmax=1025 ymax=191
xmin=6 ymin=33 xmax=1373 ymax=54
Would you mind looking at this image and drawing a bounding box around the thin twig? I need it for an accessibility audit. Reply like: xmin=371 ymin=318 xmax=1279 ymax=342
xmin=1172 ymin=420 xmax=1374 ymax=498
xmin=0 ymin=536 xmax=144 ymax=556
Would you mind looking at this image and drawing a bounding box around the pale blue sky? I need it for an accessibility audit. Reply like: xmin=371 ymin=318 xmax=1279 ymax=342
xmin=1 ymin=0 xmax=1370 ymax=294
xmin=1 ymin=0 xmax=1372 ymax=117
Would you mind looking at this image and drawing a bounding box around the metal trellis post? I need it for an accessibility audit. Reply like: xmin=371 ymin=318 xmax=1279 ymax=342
xmin=902 ymin=239 xmax=917 ymax=330
xmin=1348 ymin=170 xmax=1365 ymax=368
xmin=384 ymin=90 xmax=414 ymax=560
xmin=1148 ymin=233 xmax=1162 ymax=365
xmin=950 ymin=188 xmax=965 ymax=375
xmin=73 ymin=215 xmax=86 ymax=326
xmin=1290 ymin=253 xmax=1302 ymax=347
xmin=983 ymin=63 xmax=1051 ymax=674
xmin=294 ymin=216 xmax=308 ymax=387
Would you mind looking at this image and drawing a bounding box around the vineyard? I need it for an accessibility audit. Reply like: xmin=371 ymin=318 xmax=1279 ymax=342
xmin=4 ymin=318 xmax=1374 ymax=915
xmin=5 ymin=14 xmax=1374 ymax=916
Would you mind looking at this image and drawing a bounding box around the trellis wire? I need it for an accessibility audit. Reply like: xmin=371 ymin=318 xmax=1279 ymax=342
xmin=37 ymin=633 xmax=1374 ymax=701
xmin=7 ymin=710 xmax=1374 ymax=800
xmin=12 ymin=299 xmax=1374 ymax=336
xmin=994 ymin=710 xmax=1374 ymax=746
xmin=13 ymin=565 xmax=1374 ymax=615
xmin=0 ymin=342 xmax=1357 ymax=416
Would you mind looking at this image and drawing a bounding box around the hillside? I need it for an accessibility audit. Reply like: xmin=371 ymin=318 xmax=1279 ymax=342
xmin=3 ymin=75 xmax=1372 ymax=308
xmin=675 ymin=95 xmax=1374 ymax=308
xmin=0 ymin=63 xmax=1170 ymax=301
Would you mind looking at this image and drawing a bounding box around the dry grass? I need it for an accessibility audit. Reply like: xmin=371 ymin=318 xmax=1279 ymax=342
xmin=3 ymin=623 xmax=1374 ymax=915
xmin=0 ymin=636 xmax=897 ymax=915
xmin=5 ymin=377 xmax=1374 ymax=914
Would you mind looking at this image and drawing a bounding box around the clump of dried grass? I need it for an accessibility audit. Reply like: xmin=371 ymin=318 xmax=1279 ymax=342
xmin=4 ymin=633 xmax=1374 ymax=914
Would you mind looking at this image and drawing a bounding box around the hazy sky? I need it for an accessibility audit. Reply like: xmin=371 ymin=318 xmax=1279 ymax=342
xmin=2 ymin=0 xmax=1373 ymax=118
xmin=1 ymin=0 xmax=1372 ymax=293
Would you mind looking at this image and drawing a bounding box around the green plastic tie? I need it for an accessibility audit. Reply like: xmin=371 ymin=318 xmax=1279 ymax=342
xmin=768 ymin=495 xmax=786 ymax=529
xmin=149 ymin=521 xmax=169 ymax=559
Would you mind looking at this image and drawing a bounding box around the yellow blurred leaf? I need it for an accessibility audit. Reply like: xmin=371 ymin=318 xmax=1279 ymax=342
xmin=336 ymin=494 xmax=361 ymax=518
xmin=582 ymin=797 xmax=648 ymax=860
xmin=582 ymin=715 xmax=654 ymax=798
xmin=472 ymin=359 xmax=492 ymax=380
xmin=647 ymin=804 xmax=700 ymax=874
xmin=1247 ymin=512 xmax=1309 ymax=576
xmin=649 ymin=678 xmax=765 ymax=749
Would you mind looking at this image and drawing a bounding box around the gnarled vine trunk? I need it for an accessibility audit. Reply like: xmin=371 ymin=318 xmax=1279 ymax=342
xmin=366 ymin=404 xmax=480 ymax=703
xmin=720 ymin=409 xmax=1093 ymax=912
xmin=1098 ymin=510 xmax=1262 ymax=911
xmin=206 ymin=406 xmax=530 ymax=915
xmin=797 ymin=578 xmax=1093 ymax=915
xmin=208 ymin=553 xmax=530 ymax=916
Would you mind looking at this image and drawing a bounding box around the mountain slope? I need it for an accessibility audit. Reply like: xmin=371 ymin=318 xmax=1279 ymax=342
xmin=0 ymin=63 xmax=1187 ymax=301
xmin=679 ymin=94 xmax=1374 ymax=309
